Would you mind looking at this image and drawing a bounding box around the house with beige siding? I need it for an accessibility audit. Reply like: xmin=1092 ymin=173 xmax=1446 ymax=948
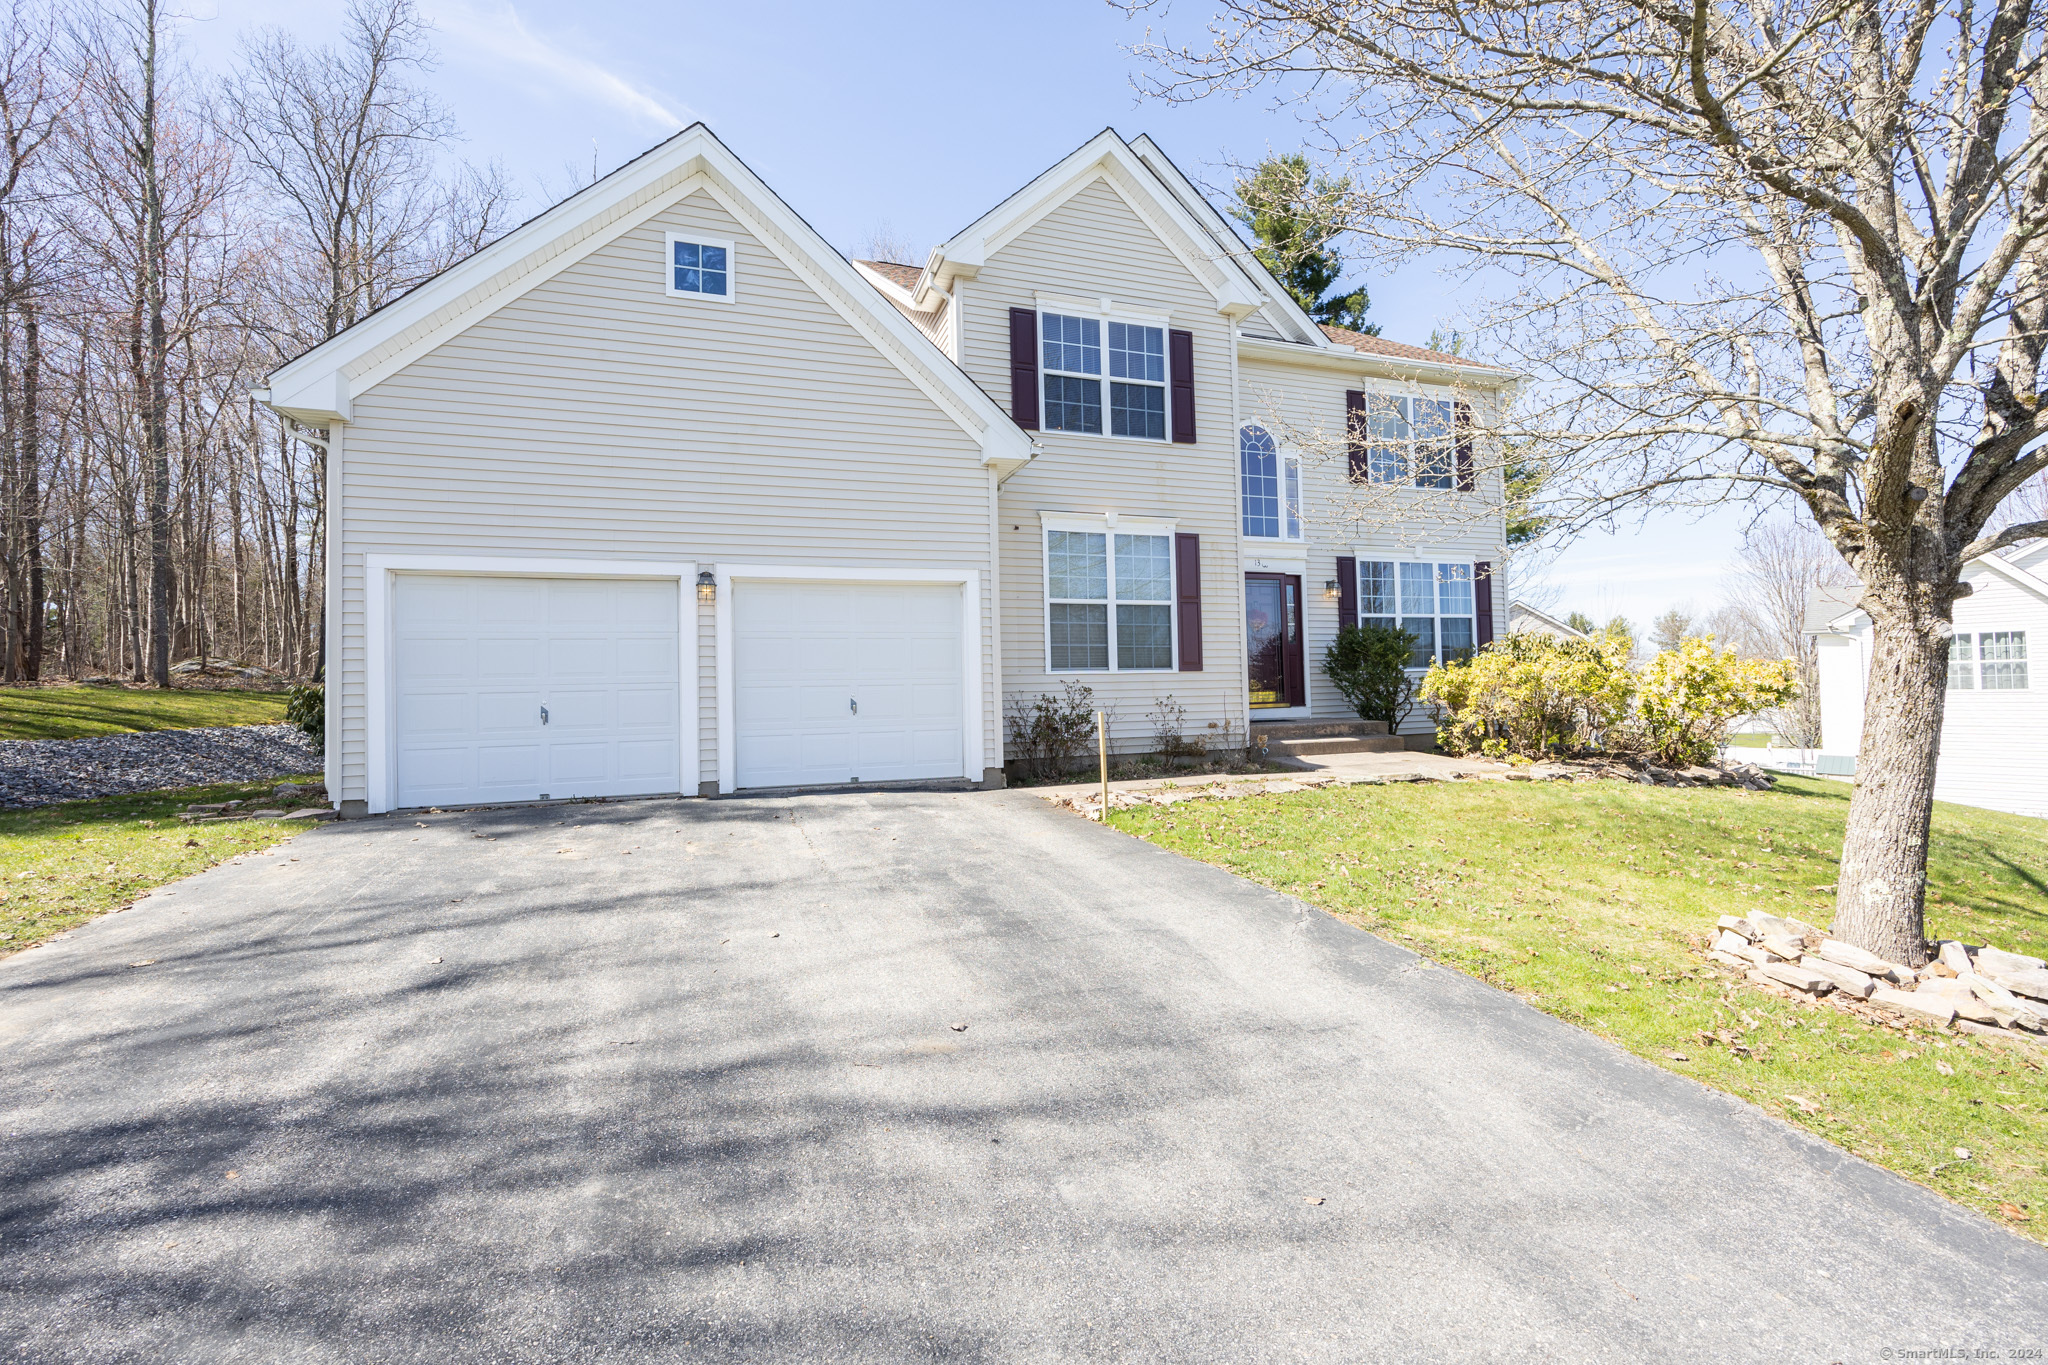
xmin=262 ymin=124 xmax=1517 ymax=816
xmin=1809 ymin=541 xmax=2046 ymax=817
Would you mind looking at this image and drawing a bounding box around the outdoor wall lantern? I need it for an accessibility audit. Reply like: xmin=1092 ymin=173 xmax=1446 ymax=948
xmin=1324 ymin=579 xmax=1341 ymax=597
xmin=697 ymin=571 xmax=717 ymax=603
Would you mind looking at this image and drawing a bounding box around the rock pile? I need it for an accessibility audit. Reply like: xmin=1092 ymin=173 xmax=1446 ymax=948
xmin=0 ymin=724 xmax=322 ymax=810
xmin=1570 ymin=758 xmax=1777 ymax=790
xmin=1708 ymin=913 xmax=2047 ymax=1034
xmin=181 ymin=780 xmax=335 ymax=823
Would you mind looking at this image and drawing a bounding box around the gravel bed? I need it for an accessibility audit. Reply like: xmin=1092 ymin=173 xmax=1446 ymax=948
xmin=0 ymin=725 xmax=322 ymax=810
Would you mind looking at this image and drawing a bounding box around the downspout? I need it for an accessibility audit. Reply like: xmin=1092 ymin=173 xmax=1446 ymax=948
xmin=1229 ymin=318 xmax=1251 ymax=750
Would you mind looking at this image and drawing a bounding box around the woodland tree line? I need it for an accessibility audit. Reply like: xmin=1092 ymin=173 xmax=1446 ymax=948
xmin=0 ymin=0 xmax=512 ymax=685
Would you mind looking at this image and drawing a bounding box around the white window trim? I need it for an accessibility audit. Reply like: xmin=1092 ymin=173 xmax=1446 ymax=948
xmin=713 ymin=564 xmax=985 ymax=794
xmin=664 ymin=231 xmax=737 ymax=302
xmin=1240 ymin=426 xmax=1304 ymax=542
xmin=1038 ymin=513 xmax=1179 ymax=673
xmin=1358 ymin=389 xmax=1465 ymax=490
xmin=1355 ymin=556 xmax=1479 ymax=669
xmin=363 ymin=554 xmax=701 ymax=816
xmin=1037 ymin=304 xmax=1174 ymax=444
xmin=1973 ymin=629 xmax=2030 ymax=691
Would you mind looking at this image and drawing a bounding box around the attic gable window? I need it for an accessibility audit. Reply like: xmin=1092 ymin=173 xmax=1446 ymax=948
xmin=666 ymin=234 xmax=733 ymax=300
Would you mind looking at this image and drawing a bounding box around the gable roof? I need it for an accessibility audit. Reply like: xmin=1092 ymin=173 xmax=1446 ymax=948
xmin=1318 ymin=324 xmax=1493 ymax=369
xmin=259 ymin=124 xmax=1034 ymax=474
xmin=1805 ymin=549 xmax=2048 ymax=635
xmin=909 ymin=128 xmax=1270 ymax=322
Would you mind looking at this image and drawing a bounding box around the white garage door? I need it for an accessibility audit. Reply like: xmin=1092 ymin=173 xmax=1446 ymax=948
xmin=734 ymin=580 xmax=964 ymax=789
xmin=393 ymin=575 xmax=681 ymax=808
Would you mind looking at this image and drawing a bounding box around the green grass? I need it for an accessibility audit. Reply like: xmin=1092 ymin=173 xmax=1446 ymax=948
xmin=1114 ymin=775 xmax=2048 ymax=1239
xmin=1726 ymin=732 xmax=1772 ymax=748
xmin=0 ymin=685 xmax=292 ymax=740
xmin=0 ymin=778 xmax=323 ymax=953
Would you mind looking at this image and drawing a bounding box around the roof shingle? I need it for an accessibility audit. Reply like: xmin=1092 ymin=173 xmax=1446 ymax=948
xmin=856 ymin=260 xmax=923 ymax=292
xmin=1316 ymin=323 xmax=1497 ymax=369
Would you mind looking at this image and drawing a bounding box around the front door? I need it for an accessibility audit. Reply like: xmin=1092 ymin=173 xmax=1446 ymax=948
xmin=1245 ymin=572 xmax=1305 ymax=708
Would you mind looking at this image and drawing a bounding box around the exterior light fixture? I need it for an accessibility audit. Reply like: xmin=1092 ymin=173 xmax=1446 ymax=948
xmin=1324 ymin=579 xmax=1341 ymax=597
xmin=696 ymin=570 xmax=717 ymax=603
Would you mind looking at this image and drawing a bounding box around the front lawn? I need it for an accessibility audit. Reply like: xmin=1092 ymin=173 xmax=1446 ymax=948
xmin=1114 ymin=775 xmax=2048 ymax=1239
xmin=0 ymin=778 xmax=323 ymax=954
xmin=0 ymin=685 xmax=292 ymax=741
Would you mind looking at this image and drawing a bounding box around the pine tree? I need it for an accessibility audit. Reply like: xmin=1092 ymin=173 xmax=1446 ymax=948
xmin=1230 ymin=154 xmax=1378 ymax=335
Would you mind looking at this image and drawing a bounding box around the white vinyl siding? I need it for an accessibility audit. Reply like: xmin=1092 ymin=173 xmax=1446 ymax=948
xmin=331 ymin=189 xmax=998 ymax=804
xmin=1242 ymin=356 xmax=1506 ymax=735
xmin=965 ymin=176 xmax=1242 ymax=754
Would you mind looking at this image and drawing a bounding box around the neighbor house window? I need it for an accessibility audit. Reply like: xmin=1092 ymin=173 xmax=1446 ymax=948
xmin=1041 ymin=312 xmax=1168 ymax=439
xmin=1240 ymin=425 xmax=1302 ymax=539
xmin=1360 ymin=559 xmax=1474 ymax=666
xmin=1947 ymin=635 xmax=1974 ymax=690
xmin=1045 ymin=528 xmax=1174 ymax=671
xmin=666 ymin=235 xmax=732 ymax=298
xmin=1979 ymin=631 xmax=2028 ymax=689
xmin=1362 ymin=393 xmax=1461 ymax=488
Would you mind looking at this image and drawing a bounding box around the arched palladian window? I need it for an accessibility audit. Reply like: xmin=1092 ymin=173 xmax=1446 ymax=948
xmin=1240 ymin=425 xmax=1301 ymax=540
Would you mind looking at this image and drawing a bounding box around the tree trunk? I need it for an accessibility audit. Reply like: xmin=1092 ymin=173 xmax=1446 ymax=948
xmin=1832 ymin=612 xmax=1947 ymax=966
xmin=21 ymin=296 xmax=42 ymax=680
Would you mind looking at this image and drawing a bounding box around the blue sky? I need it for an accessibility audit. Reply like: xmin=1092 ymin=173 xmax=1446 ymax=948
xmin=178 ymin=0 xmax=1756 ymax=630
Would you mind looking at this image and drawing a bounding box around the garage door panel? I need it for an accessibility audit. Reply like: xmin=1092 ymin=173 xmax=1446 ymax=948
xmin=394 ymin=575 xmax=681 ymax=809
xmin=733 ymin=579 xmax=964 ymax=790
xmin=476 ymin=580 xmax=547 ymax=622
xmin=475 ymin=691 xmax=541 ymax=734
xmin=614 ymin=637 xmax=677 ymax=678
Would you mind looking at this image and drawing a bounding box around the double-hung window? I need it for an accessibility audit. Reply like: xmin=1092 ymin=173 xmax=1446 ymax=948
xmin=1361 ymin=393 xmax=1460 ymax=488
xmin=1360 ymin=559 xmax=1475 ymax=667
xmin=1979 ymin=631 xmax=2028 ymax=689
xmin=1947 ymin=635 xmax=1975 ymax=690
xmin=1240 ymin=425 xmax=1302 ymax=539
xmin=665 ymin=234 xmax=732 ymax=299
xmin=1041 ymin=312 xmax=1168 ymax=440
xmin=1046 ymin=527 xmax=1174 ymax=671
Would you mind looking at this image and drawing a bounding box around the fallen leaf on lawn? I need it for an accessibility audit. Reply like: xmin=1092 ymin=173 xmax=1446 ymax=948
xmin=183 ymin=839 xmax=199 ymax=848
xmin=1784 ymin=1095 xmax=1819 ymax=1114
xmin=1666 ymin=1052 xmax=1690 ymax=1062
xmin=1936 ymin=1060 xmax=1954 ymax=1076
xmin=1998 ymin=1202 xmax=2031 ymax=1221
xmin=1954 ymin=1147 xmax=1972 ymax=1160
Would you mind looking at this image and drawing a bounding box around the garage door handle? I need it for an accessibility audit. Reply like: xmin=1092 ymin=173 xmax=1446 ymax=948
xmin=540 ymin=705 xmax=550 ymax=726
xmin=849 ymin=698 xmax=858 ymax=715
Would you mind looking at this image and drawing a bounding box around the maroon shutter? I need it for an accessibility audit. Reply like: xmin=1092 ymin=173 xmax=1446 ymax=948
xmin=1336 ymin=556 xmax=1356 ymax=631
xmin=1009 ymin=308 xmax=1039 ymax=430
xmin=1474 ymin=560 xmax=1495 ymax=646
xmin=1455 ymin=400 xmax=1475 ymax=492
xmin=1346 ymin=390 xmax=1368 ymax=481
xmin=1175 ymin=533 xmax=1203 ymax=671
xmin=1169 ymin=329 xmax=1196 ymax=444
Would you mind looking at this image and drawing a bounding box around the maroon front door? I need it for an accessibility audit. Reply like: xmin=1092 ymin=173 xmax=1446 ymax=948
xmin=1245 ymin=573 xmax=1305 ymax=708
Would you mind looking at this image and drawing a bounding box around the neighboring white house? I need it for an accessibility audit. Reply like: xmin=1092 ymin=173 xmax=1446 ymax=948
xmin=1507 ymin=602 xmax=1590 ymax=640
xmin=259 ymin=125 xmax=1517 ymax=815
xmin=1809 ymin=541 xmax=2047 ymax=817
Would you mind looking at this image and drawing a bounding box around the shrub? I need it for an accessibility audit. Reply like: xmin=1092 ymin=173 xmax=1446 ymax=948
xmin=1632 ymin=637 xmax=1798 ymax=766
xmin=1004 ymin=681 xmax=1100 ymax=780
xmin=1323 ymin=622 xmax=1420 ymax=729
xmin=1420 ymin=632 xmax=1636 ymax=759
xmin=1149 ymin=695 xmax=1209 ymax=763
xmin=285 ymin=684 xmax=325 ymax=747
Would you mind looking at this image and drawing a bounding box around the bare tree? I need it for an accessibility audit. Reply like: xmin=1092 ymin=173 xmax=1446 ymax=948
xmin=1649 ymin=606 xmax=1697 ymax=653
xmin=854 ymin=221 xmax=922 ymax=266
xmin=1720 ymin=519 xmax=1856 ymax=745
xmin=1136 ymin=0 xmax=2048 ymax=964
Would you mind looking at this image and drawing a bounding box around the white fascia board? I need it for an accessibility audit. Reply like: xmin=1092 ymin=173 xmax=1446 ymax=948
xmin=1974 ymin=551 xmax=2048 ymax=606
xmin=920 ymin=129 xmax=1262 ymax=318
xmin=1237 ymin=334 xmax=1518 ymax=387
xmin=1126 ymin=135 xmax=1325 ymax=347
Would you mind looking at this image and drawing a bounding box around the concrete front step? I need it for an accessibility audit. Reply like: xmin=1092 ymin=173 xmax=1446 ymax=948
xmin=1265 ymin=735 xmax=1410 ymax=757
xmin=1250 ymin=718 xmax=1390 ymax=740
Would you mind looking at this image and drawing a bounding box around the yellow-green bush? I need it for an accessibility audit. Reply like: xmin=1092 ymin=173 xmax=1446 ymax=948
xmin=1634 ymin=638 xmax=1798 ymax=766
xmin=1420 ymin=631 xmax=1636 ymax=758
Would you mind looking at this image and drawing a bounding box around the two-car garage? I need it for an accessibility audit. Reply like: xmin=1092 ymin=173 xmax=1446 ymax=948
xmin=379 ymin=563 xmax=977 ymax=812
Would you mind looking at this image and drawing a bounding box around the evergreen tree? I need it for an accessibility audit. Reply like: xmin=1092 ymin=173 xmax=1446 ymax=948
xmin=1230 ymin=154 xmax=1379 ymax=335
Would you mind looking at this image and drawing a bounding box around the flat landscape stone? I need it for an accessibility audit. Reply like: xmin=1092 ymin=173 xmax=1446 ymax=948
xmin=1871 ymin=988 xmax=1957 ymax=1024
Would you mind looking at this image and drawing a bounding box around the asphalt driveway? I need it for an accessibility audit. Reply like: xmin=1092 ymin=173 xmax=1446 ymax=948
xmin=2 ymin=789 xmax=2043 ymax=1362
